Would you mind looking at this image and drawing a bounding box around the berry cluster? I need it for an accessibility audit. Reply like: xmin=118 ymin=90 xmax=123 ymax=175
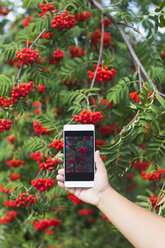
xmin=31 ymin=178 xmax=55 ymax=192
xmin=160 ymin=51 xmax=165 ymax=60
xmin=73 ymin=12 xmax=91 ymax=22
xmin=74 ymin=110 xmax=103 ymax=124
xmin=90 ymin=30 xmax=114 ymax=49
xmin=37 ymin=85 xmax=46 ymax=92
xmin=22 ymin=16 xmax=33 ymax=27
xmin=0 ymin=186 xmax=12 ymax=195
xmin=102 ymin=214 xmax=110 ymax=222
xmin=53 ymin=49 xmax=64 ymax=63
xmin=143 ymin=125 xmax=151 ymax=134
xmin=6 ymin=160 xmax=25 ymax=168
xmin=150 ymin=195 xmax=164 ymax=210
xmin=24 ymin=40 xmax=32 ymax=47
xmin=15 ymin=193 xmax=38 ymax=208
xmin=90 ymin=97 xmax=113 ymax=108
xmin=0 ymin=119 xmax=12 ymax=133
xmin=16 ymin=48 xmax=39 ymax=65
xmin=49 ymin=139 xmax=64 ymax=151
xmin=78 ymin=208 xmax=95 ymax=216
xmin=133 ymin=161 xmax=150 ymax=170
xmin=6 ymin=135 xmax=15 ymax=144
xmin=0 ymin=81 xmax=33 ymax=109
xmin=33 ymin=219 xmax=61 ymax=231
xmin=0 ymin=211 xmax=18 ymax=224
xmin=129 ymin=91 xmax=140 ymax=103
xmin=129 ymin=91 xmax=155 ymax=103
xmin=29 ymin=152 xmax=43 ymax=164
xmin=4 ymin=200 xmax=18 ymax=208
xmin=141 ymin=168 xmax=165 ymax=182
xmin=100 ymin=18 xmax=112 ymax=28
xmin=41 ymin=32 xmax=53 ymax=39
xmin=6 ymin=58 xmax=21 ymax=68
xmin=78 ymin=147 xmax=88 ymax=154
xmin=61 ymin=78 xmax=79 ymax=88
xmin=67 ymin=193 xmax=83 ymax=205
xmin=39 ymin=3 xmax=57 ymax=18
xmin=51 ymin=10 xmax=76 ymax=30
xmin=10 ymin=173 xmax=21 ymax=181
xmin=88 ymin=65 xmax=116 ymax=82
xmin=0 ymin=7 xmax=9 ymax=15
xmin=33 ymin=120 xmax=54 ymax=135
xmin=11 ymin=81 xmax=33 ymax=100
xmin=125 ymin=172 xmax=134 ymax=180
xmin=69 ymin=46 xmax=85 ymax=58
xmin=39 ymin=158 xmax=62 ymax=171
xmin=33 ymin=100 xmax=41 ymax=107
xmin=98 ymin=123 xmax=120 ymax=136
xmin=95 ymin=139 xmax=106 ymax=149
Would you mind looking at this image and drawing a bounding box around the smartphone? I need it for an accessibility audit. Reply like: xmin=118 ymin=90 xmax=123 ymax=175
xmin=63 ymin=124 xmax=95 ymax=188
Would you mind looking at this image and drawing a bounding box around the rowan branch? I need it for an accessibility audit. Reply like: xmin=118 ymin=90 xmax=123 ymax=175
xmin=117 ymin=22 xmax=142 ymax=35
xmin=14 ymin=28 xmax=46 ymax=86
xmin=153 ymin=180 xmax=165 ymax=212
xmin=119 ymin=110 xmax=139 ymax=135
xmin=89 ymin=12 xmax=104 ymax=89
xmin=58 ymin=118 xmax=74 ymax=139
xmin=137 ymin=66 xmax=143 ymax=93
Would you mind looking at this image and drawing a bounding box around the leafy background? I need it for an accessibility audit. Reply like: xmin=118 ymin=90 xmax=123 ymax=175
xmin=0 ymin=0 xmax=165 ymax=247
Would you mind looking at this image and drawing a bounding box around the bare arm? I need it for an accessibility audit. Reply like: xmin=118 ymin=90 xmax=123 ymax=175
xmin=98 ymin=186 xmax=165 ymax=248
xmin=57 ymin=151 xmax=165 ymax=248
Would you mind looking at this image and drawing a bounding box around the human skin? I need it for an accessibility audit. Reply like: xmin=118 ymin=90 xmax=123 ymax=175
xmin=57 ymin=150 xmax=165 ymax=248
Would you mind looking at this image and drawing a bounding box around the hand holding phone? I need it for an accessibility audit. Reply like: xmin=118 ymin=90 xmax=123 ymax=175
xmin=63 ymin=124 xmax=95 ymax=188
xmin=57 ymin=150 xmax=110 ymax=206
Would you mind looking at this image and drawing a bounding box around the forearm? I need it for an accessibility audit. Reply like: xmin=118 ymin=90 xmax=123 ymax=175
xmin=98 ymin=187 xmax=165 ymax=248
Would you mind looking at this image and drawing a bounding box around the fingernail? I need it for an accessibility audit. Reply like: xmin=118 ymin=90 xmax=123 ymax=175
xmin=96 ymin=150 xmax=100 ymax=155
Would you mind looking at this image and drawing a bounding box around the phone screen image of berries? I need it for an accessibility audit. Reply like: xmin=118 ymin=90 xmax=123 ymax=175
xmin=65 ymin=135 xmax=93 ymax=173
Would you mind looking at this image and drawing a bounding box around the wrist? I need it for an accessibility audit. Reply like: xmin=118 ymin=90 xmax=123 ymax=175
xmin=97 ymin=186 xmax=114 ymax=210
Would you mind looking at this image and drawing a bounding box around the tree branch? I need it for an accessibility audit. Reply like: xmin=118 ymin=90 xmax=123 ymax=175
xmin=153 ymin=180 xmax=165 ymax=212
xmin=14 ymin=28 xmax=46 ymax=86
xmin=137 ymin=66 xmax=143 ymax=93
xmin=119 ymin=110 xmax=139 ymax=135
xmin=89 ymin=12 xmax=104 ymax=89
xmin=58 ymin=118 xmax=74 ymax=139
xmin=117 ymin=22 xmax=142 ymax=35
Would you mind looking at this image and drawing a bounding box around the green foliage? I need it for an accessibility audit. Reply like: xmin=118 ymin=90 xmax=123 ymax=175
xmin=22 ymin=0 xmax=45 ymax=8
xmin=0 ymin=74 xmax=14 ymax=96
xmin=0 ymin=42 xmax=20 ymax=60
xmin=36 ymin=113 xmax=60 ymax=132
xmin=0 ymin=0 xmax=164 ymax=247
xmin=26 ymin=136 xmax=48 ymax=153
xmin=106 ymin=77 xmax=133 ymax=104
xmin=65 ymin=87 xmax=100 ymax=114
xmin=135 ymin=40 xmax=165 ymax=83
xmin=60 ymin=56 xmax=95 ymax=81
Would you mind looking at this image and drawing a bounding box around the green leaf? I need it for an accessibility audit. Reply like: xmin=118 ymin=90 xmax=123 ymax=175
xmin=26 ymin=136 xmax=48 ymax=152
xmin=22 ymin=0 xmax=45 ymax=8
xmin=156 ymin=94 xmax=165 ymax=110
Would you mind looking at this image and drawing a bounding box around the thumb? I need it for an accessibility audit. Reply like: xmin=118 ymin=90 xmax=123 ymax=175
xmin=95 ymin=150 xmax=106 ymax=171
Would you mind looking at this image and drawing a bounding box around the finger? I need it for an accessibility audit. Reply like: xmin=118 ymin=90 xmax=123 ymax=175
xmin=95 ymin=150 xmax=106 ymax=171
xmin=58 ymin=168 xmax=64 ymax=176
xmin=58 ymin=181 xmax=75 ymax=195
xmin=56 ymin=174 xmax=64 ymax=182
xmin=58 ymin=181 xmax=65 ymax=189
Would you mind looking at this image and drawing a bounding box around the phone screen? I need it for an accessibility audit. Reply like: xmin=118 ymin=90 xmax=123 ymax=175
xmin=64 ymin=131 xmax=94 ymax=181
